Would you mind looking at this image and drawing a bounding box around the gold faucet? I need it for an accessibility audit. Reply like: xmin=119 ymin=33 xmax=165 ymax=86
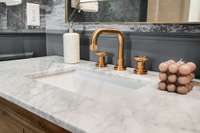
xmin=90 ymin=29 xmax=126 ymax=71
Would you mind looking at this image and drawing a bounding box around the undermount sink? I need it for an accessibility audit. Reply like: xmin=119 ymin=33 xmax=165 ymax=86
xmin=34 ymin=68 xmax=148 ymax=101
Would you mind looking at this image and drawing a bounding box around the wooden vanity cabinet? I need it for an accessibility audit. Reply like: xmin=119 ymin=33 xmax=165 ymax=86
xmin=0 ymin=97 xmax=71 ymax=133
xmin=0 ymin=109 xmax=24 ymax=133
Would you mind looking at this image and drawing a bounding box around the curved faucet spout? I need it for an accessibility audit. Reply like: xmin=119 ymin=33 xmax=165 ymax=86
xmin=90 ymin=28 xmax=126 ymax=71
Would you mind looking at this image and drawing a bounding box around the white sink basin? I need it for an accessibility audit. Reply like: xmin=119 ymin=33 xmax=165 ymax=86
xmin=35 ymin=69 xmax=147 ymax=101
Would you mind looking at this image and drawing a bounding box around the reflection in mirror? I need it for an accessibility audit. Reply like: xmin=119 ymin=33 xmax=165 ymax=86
xmin=71 ymin=0 xmax=148 ymax=22
xmin=148 ymin=0 xmax=200 ymax=23
xmin=70 ymin=0 xmax=200 ymax=23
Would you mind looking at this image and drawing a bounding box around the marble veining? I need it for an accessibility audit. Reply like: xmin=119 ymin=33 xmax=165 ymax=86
xmin=0 ymin=0 xmax=47 ymax=30
xmin=0 ymin=0 xmax=200 ymax=33
xmin=73 ymin=0 xmax=147 ymax=22
xmin=70 ymin=23 xmax=200 ymax=33
xmin=44 ymin=0 xmax=200 ymax=33
xmin=0 ymin=56 xmax=200 ymax=133
xmin=0 ymin=3 xmax=7 ymax=30
xmin=45 ymin=0 xmax=66 ymax=31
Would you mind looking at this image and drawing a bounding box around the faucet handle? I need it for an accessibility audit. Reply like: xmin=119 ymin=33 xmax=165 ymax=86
xmin=95 ymin=51 xmax=108 ymax=68
xmin=133 ymin=56 xmax=148 ymax=75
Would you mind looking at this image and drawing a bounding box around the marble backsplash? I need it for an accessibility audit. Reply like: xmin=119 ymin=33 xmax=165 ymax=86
xmin=66 ymin=23 xmax=200 ymax=33
xmin=72 ymin=0 xmax=148 ymax=22
xmin=0 ymin=0 xmax=64 ymax=31
xmin=45 ymin=0 xmax=200 ymax=33
xmin=45 ymin=0 xmax=66 ymax=31
xmin=0 ymin=0 xmax=200 ymax=33
xmin=0 ymin=0 xmax=49 ymax=30
xmin=0 ymin=3 xmax=7 ymax=30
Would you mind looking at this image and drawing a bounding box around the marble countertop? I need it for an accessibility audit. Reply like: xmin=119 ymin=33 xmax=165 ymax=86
xmin=0 ymin=56 xmax=200 ymax=133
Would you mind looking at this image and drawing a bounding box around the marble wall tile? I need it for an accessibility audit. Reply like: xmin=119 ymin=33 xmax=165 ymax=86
xmin=45 ymin=0 xmax=148 ymax=30
xmin=45 ymin=0 xmax=67 ymax=31
xmin=1 ymin=0 xmax=200 ymax=33
xmin=7 ymin=2 xmax=26 ymax=30
xmin=70 ymin=23 xmax=200 ymax=33
xmin=45 ymin=0 xmax=200 ymax=33
xmin=0 ymin=3 xmax=7 ymax=30
xmin=73 ymin=0 xmax=148 ymax=22
xmin=0 ymin=0 xmax=47 ymax=30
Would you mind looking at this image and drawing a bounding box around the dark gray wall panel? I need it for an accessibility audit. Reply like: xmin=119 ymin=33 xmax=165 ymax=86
xmin=0 ymin=33 xmax=46 ymax=60
xmin=46 ymin=34 xmax=63 ymax=56
xmin=0 ymin=35 xmax=24 ymax=55
xmin=46 ymin=33 xmax=89 ymax=60
xmin=23 ymin=34 xmax=47 ymax=57
xmin=46 ymin=32 xmax=200 ymax=78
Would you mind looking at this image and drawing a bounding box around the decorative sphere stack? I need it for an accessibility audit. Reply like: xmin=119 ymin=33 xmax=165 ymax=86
xmin=158 ymin=60 xmax=197 ymax=95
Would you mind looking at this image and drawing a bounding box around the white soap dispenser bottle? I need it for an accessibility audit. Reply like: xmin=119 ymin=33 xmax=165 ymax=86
xmin=63 ymin=24 xmax=80 ymax=64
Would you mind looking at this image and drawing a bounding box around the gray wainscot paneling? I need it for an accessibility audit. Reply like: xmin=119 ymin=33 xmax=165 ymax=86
xmin=46 ymin=31 xmax=89 ymax=60
xmin=46 ymin=28 xmax=200 ymax=78
xmin=0 ymin=0 xmax=48 ymax=60
xmin=0 ymin=32 xmax=46 ymax=61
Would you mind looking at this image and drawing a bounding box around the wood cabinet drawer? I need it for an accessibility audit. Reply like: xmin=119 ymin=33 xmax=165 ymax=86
xmin=0 ymin=97 xmax=71 ymax=133
xmin=0 ymin=109 xmax=23 ymax=133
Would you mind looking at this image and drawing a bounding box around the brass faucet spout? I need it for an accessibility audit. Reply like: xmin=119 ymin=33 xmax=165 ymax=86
xmin=90 ymin=29 xmax=126 ymax=71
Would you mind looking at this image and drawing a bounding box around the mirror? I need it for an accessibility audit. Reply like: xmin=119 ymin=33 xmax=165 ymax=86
xmin=70 ymin=0 xmax=200 ymax=23
xmin=148 ymin=0 xmax=200 ymax=23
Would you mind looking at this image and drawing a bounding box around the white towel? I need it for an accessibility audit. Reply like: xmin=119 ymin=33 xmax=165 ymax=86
xmin=71 ymin=0 xmax=99 ymax=12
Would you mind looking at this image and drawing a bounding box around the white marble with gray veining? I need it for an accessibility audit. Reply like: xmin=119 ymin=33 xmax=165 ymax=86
xmin=0 ymin=56 xmax=200 ymax=133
